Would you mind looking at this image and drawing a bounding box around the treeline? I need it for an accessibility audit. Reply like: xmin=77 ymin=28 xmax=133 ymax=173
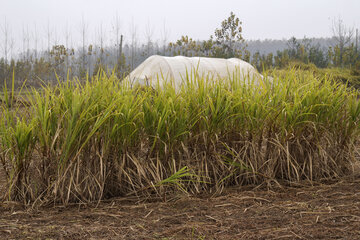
xmin=0 ymin=13 xmax=359 ymax=88
xmin=166 ymin=14 xmax=359 ymax=71
xmin=251 ymin=36 xmax=359 ymax=70
xmin=167 ymin=36 xmax=359 ymax=70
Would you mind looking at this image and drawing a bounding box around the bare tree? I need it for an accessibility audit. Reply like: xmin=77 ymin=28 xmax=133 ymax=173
xmin=144 ymin=19 xmax=154 ymax=57
xmin=356 ymin=28 xmax=359 ymax=55
xmin=331 ymin=17 xmax=354 ymax=66
xmin=22 ymin=24 xmax=31 ymax=61
xmin=129 ymin=19 xmax=138 ymax=70
xmin=46 ymin=19 xmax=52 ymax=55
xmin=26 ymin=25 xmax=31 ymax=61
xmin=53 ymin=28 xmax=59 ymax=48
xmin=96 ymin=22 xmax=106 ymax=65
xmin=33 ymin=23 xmax=38 ymax=59
xmin=64 ymin=22 xmax=72 ymax=70
xmin=22 ymin=24 xmax=26 ymax=60
xmin=112 ymin=13 xmax=123 ymax=68
xmin=79 ymin=16 xmax=88 ymax=73
xmin=1 ymin=17 xmax=11 ymax=63
xmin=160 ymin=20 xmax=170 ymax=55
xmin=8 ymin=35 xmax=15 ymax=61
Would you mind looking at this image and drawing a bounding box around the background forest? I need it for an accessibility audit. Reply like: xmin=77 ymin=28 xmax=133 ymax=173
xmin=0 ymin=13 xmax=359 ymax=88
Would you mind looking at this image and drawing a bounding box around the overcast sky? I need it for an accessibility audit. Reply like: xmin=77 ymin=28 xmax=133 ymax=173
xmin=0 ymin=0 xmax=359 ymax=52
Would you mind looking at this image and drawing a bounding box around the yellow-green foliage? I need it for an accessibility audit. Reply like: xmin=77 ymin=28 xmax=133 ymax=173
xmin=1 ymin=69 xmax=359 ymax=204
xmin=319 ymin=68 xmax=360 ymax=89
xmin=272 ymin=61 xmax=360 ymax=89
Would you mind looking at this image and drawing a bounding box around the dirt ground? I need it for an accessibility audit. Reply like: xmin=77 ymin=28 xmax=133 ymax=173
xmin=1 ymin=175 xmax=360 ymax=240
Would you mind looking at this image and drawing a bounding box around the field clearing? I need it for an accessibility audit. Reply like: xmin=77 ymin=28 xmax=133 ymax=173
xmin=1 ymin=174 xmax=360 ymax=239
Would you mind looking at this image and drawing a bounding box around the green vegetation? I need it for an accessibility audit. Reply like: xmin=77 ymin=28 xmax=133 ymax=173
xmin=271 ymin=61 xmax=360 ymax=89
xmin=0 ymin=68 xmax=359 ymax=205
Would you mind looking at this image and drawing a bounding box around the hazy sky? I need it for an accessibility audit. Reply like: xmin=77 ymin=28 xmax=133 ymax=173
xmin=0 ymin=0 xmax=359 ymax=51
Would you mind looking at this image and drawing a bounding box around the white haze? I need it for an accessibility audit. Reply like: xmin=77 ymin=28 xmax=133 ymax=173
xmin=0 ymin=0 xmax=359 ymax=57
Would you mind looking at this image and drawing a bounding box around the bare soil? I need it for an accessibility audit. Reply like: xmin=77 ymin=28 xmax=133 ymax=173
xmin=1 ymin=175 xmax=360 ymax=240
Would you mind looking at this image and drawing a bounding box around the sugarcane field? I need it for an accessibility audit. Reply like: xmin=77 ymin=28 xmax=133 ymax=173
xmin=1 ymin=1 xmax=360 ymax=239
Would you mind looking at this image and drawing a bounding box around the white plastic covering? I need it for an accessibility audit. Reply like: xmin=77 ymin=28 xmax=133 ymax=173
xmin=126 ymin=55 xmax=263 ymax=88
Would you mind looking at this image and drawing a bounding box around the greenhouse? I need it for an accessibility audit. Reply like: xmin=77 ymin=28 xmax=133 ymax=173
xmin=126 ymin=55 xmax=264 ymax=88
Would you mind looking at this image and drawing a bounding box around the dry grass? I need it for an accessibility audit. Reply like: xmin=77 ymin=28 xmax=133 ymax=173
xmin=1 ymin=176 xmax=360 ymax=239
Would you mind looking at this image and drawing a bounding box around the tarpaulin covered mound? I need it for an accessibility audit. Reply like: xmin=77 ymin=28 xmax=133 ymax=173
xmin=126 ymin=55 xmax=264 ymax=88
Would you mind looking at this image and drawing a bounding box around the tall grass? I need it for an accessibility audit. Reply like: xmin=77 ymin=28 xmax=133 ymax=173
xmin=0 ymin=69 xmax=359 ymax=205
